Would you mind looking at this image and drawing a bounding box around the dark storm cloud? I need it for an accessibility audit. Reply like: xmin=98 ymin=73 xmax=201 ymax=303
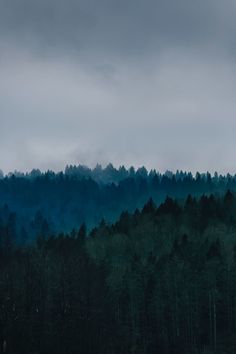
xmin=1 ymin=0 xmax=236 ymax=58
xmin=0 ymin=0 xmax=236 ymax=173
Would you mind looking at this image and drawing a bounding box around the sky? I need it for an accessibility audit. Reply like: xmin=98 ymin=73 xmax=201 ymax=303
xmin=1 ymin=0 xmax=236 ymax=174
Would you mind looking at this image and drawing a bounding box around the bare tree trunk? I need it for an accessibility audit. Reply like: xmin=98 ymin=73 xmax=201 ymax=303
xmin=213 ymin=290 xmax=217 ymax=354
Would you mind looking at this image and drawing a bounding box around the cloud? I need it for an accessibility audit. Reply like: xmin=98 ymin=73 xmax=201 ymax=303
xmin=0 ymin=0 xmax=236 ymax=173
xmin=1 ymin=0 xmax=236 ymax=60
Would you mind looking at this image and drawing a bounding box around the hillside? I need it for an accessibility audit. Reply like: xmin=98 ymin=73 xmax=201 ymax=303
xmin=1 ymin=165 xmax=236 ymax=243
xmin=1 ymin=192 xmax=236 ymax=353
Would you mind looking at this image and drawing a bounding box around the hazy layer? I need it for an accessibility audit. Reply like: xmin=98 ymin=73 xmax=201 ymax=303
xmin=0 ymin=0 xmax=236 ymax=173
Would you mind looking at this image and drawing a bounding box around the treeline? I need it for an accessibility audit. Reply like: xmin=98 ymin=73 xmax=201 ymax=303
xmin=3 ymin=164 xmax=236 ymax=186
xmin=1 ymin=191 xmax=236 ymax=353
xmin=1 ymin=165 xmax=236 ymax=242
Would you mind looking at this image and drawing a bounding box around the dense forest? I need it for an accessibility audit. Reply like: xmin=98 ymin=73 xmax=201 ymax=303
xmin=1 ymin=190 xmax=236 ymax=353
xmin=2 ymin=164 xmax=236 ymax=243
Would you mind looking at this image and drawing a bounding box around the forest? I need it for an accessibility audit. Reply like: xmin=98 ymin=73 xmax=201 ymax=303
xmin=1 ymin=171 xmax=236 ymax=353
xmin=1 ymin=164 xmax=236 ymax=243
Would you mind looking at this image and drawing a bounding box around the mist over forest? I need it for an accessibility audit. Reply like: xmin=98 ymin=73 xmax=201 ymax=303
xmin=1 ymin=164 xmax=236 ymax=244
xmin=1 ymin=0 xmax=236 ymax=352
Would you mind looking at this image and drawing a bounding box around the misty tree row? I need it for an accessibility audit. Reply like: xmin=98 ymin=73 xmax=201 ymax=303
xmin=1 ymin=165 xmax=236 ymax=243
xmin=2 ymin=164 xmax=236 ymax=185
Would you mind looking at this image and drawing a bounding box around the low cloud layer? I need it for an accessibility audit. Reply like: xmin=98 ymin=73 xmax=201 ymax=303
xmin=1 ymin=0 xmax=236 ymax=173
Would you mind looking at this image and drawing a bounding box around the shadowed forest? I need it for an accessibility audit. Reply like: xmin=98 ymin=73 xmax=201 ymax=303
xmin=1 ymin=166 xmax=236 ymax=353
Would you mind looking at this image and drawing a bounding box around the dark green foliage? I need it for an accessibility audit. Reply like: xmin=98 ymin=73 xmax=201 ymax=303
xmin=1 ymin=192 xmax=236 ymax=353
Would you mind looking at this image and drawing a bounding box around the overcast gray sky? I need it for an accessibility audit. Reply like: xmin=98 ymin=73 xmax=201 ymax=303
xmin=1 ymin=0 xmax=236 ymax=174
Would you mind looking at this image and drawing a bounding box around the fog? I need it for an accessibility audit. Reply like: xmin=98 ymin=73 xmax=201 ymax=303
xmin=0 ymin=0 xmax=236 ymax=173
